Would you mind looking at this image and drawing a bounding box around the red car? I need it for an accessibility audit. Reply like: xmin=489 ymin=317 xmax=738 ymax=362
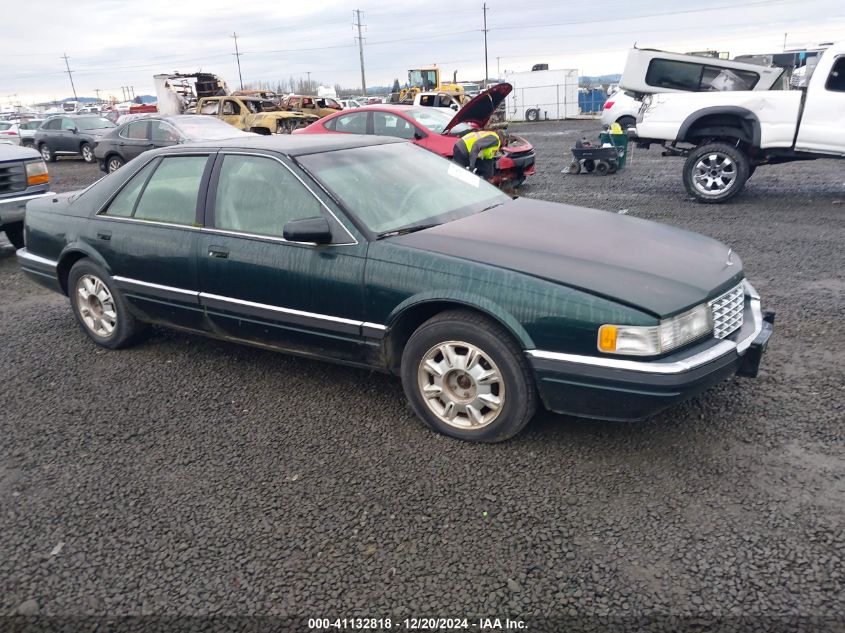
xmin=294 ymin=83 xmax=535 ymax=187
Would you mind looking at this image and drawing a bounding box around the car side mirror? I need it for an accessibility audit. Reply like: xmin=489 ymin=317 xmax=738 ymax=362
xmin=71 ymin=128 xmax=79 ymax=134
xmin=283 ymin=216 xmax=333 ymax=244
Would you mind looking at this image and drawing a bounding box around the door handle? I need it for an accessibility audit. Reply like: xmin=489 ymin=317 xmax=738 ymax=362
xmin=96 ymin=230 xmax=112 ymax=241
xmin=208 ymin=246 xmax=229 ymax=259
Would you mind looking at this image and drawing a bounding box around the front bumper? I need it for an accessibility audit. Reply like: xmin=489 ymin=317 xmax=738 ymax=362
xmin=0 ymin=189 xmax=54 ymax=226
xmin=527 ymin=289 xmax=774 ymax=421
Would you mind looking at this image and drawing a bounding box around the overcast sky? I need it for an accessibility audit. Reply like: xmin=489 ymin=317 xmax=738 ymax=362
xmin=2 ymin=0 xmax=843 ymax=104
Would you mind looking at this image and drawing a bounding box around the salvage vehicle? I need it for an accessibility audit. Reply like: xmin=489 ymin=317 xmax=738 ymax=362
xmin=281 ymin=95 xmax=343 ymax=119
xmin=154 ymin=72 xmax=228 ymax=116
xmin=94 ymin=115 xmax=254 ymax=173
xmin=297 ymin=84 xmax=535 ymax=187
xmin=0 ymin=121 xmax=21 ymax=146
xmin=17 ymin=135 xmax=773 ymax=442
xmin=0 ymin=144 xmax=51 ymax=248
xmin=632 ymin=40 xmax=845 ymax=202
xmin=34 ymin=115 xmax=116 ymax=164
xmin=413 ymin=91 xmax=462 ymax=111
xmin=196 ymin=96 xmax=316 ymax=134
xmin=600 ymin=91 xmax=639 ymax=131
xmin=15 ymin=119 xmax=45 ymax=148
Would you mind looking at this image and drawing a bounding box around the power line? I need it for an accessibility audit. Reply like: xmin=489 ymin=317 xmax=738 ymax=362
xmin=61 ymin=53 xmax=78 ymax=101
xmin=354 ymin=9 xmax=367 ymax=95
xmin=232 ymin=32 xmax=244 ymax=90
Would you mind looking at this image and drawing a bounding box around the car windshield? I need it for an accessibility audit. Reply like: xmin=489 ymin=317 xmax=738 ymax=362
xmin=298 ymin=142 xmax=509 ymax=235
xmin=76 ymin=117 xmax=115 ymax=130
xmin=405 ymin=108 xmax=471 ymax=136
xmin=173 ymin=116 xmax=251 ymax=140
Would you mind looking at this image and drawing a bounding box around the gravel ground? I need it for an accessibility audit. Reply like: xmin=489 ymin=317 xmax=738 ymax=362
xmin=1 ymin=122 xmax=843 ymax=632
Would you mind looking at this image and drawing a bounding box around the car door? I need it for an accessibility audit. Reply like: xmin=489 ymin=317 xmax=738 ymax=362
xmin=94 ymin=152 xmax=213 ymax=330
xmin=196 ymin=151 xmax=370 ymax=363
xmin=118 ymin=120 xmax=152 ymax=161
xmin=795 ymin=55 xmax=845 ymax=155
xmin=58 ymin=117 xmax=77 ymax=152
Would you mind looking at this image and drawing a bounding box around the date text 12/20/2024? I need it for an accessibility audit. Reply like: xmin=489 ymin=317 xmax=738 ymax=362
xmin=308 ymin=617 xmax=528 ymax=630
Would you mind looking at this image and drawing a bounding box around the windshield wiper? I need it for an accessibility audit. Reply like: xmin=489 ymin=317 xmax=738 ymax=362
xmin=479 ymin=202 xmax=505 ymax=212
xmin=376 ymin=222 xmax=441 ymax=240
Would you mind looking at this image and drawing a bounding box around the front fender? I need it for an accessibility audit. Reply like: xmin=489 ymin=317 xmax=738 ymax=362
xmin=387 ymin=290 xmax=535 ymax=349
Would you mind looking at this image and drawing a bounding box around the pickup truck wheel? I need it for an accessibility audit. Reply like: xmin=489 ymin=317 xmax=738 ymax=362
xmin=401 ymin=310 xmax=537 ymax=442
xmin=68 ymin=260 xmax=144 ymax=349
xmin=39 ymin=144 xmax=56 ymax=163
xmin=684 ymin=142 xmax=749 ymax=203
xmin=616 ymin=115 xmax=636 ymax=130
xmin=525 ymin=108 xmax=540 ymax=122
xmin=4 ymin=223 xmax=24 ymax=249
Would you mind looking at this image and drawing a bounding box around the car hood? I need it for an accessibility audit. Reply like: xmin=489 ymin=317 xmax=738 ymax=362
xmin=443 ymin=83 xmax=512 ymax=133
xmin=392 ymin=198 xmax=743 ymax=317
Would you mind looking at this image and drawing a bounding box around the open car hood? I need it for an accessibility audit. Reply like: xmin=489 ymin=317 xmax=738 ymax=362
xmin=443 ymin=83 xmax=512 ymax=133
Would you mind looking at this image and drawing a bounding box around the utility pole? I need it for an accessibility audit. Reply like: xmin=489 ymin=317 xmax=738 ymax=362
xmin=354 ymin=9 xmax=367 ymax=95
xmin=232 ymin=32 xmax=244 ymax=90
xmin=61 ymin=53 xmax=78 ymax=101
xmin=482 ymin=3 xmax=489 ymax=86
xmin=94 ymin=88 xmax=101 ymax=103
xmin=306 ymin=71 xmax=312 ymax=92
xmin=496 ymin=56 xmax=501 ymax=80
xmin=783 ymin=32 xmax=788 ymax=53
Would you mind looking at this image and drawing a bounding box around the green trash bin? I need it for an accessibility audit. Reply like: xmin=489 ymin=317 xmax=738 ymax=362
xmin=598 ymin=131 xmax=629 ymax=169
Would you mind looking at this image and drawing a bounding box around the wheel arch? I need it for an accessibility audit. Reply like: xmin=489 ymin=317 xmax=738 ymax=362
xmin=677 ymin=106 xmax=761 ymax=147
xmin=382 ymin=295 xmax=534 ymax=374
xmin=56 ymin=245 xmax=111 ymax=294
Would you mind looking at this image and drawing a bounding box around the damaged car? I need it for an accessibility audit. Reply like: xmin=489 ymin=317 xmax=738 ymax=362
xmin=196 ymin=95 xmax=317 ymax=135
xmin=296 ymin=83 xmax=535 ymax=187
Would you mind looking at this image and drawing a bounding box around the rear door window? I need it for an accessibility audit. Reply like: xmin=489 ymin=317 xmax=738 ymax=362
xmin=103 ymin=160 xmax=157 ymax=217
xmin=134 ymin=156 xmax=208 ymax=225
xmin=124 ymin=121 xmax=148 ymax=140
xmin=646 ymin=59 xmax=759 ymax=91
xmin=334 ymin=112 xmax=369 ymax=134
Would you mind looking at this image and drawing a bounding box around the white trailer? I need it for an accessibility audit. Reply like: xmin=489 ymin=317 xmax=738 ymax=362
xmin=504 ymin=68 xmax=579 ymax=122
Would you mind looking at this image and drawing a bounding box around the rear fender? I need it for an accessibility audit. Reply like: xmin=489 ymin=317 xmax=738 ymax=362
xmin=677 ymin=106 xmax=761 ymax=147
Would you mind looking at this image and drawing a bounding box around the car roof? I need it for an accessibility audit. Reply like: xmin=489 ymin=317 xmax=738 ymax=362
xmin=180 ymin=133 xmax=406 ymax=156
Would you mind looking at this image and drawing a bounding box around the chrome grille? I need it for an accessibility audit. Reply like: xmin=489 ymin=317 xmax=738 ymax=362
xmin=709 ymin=282 xmax=744 ymax=339
xmin=0 ymin=161 xmax=26 ymax=195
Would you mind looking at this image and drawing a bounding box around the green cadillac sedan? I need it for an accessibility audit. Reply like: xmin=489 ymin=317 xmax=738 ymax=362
xmin=17 ymin=135 xmax=773 ymax=442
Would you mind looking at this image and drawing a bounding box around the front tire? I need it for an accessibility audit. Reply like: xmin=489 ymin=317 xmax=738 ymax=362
xmin=80 ymin=142 xmax=95 ymax=163
xmin=683 ymin=142 xmax=750 ymax=204
xmin=525 ymin=108 xmax=540 ymax=123
xmin=68 ymin=259 xmax=143 ymax=349
xmin=4 ymin=223 xmax=24 ymax=249
xmin=400 ymin=310 xmax=537 ymax=442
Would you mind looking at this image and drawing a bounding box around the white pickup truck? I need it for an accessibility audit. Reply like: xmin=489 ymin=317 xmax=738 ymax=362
xmin=632 ymin=41 xmax=845 ymax=203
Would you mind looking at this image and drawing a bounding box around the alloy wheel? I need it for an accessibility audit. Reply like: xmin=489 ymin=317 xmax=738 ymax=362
xmin=41 ymin=146 xmax=52 ymax=161
xmin=82 ymin=145 xmax=93 ymax=162
xmin=75 ymin=274 xmax=117 ymax=337
xmin=417 ymin=340 xmax=505 ymax=429
xmin=107 ymin=158 xmax=122 ymax=173
xmin=693 ymin=152 xmax=737 ymax=195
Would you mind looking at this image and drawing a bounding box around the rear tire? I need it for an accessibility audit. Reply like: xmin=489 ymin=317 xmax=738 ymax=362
xmin=616 ymin=115 xmax=636 ymax=130
xmin=683 ymin=142 xmax=750 ymax=204
xmin=4 ymin=223 xmax=24 ymax=249
xmin=400 ymin=310 xmax=537 ymax=442
xmin=39 ymin=143 xmax=56 ymax=162
xmin=525 ymin=108 xmax=540 ymax=122
xmin=68 ymin=259 xmax=144 ymax=349
xmin=106 ymin=155 xmax=125 ymax=173
xmin=80 ymin=143 xmax=95 ymax=163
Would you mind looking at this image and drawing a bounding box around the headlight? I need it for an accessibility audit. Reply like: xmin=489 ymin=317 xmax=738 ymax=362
xmin=598 ymin=304 xmax=713 ymax=356
xmin=25 ymin=160 xmax=49 ymax=186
